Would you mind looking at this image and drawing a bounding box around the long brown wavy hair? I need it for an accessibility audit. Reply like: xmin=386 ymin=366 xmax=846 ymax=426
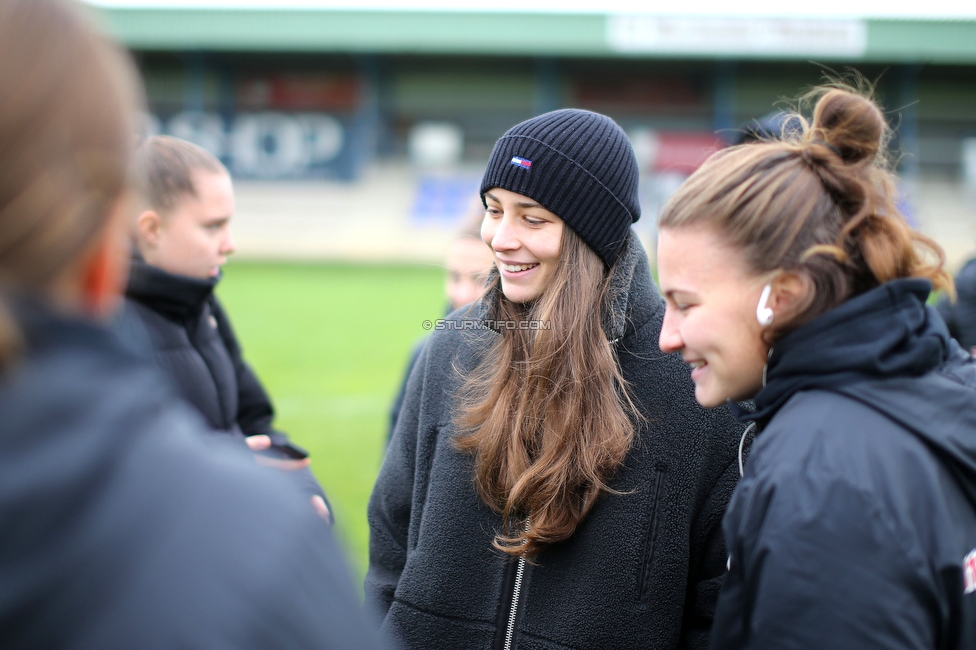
xmin=454 ymin=226 xmax=639 ymax=558
xmin=660 ymin=81 xmax=952 ymax=343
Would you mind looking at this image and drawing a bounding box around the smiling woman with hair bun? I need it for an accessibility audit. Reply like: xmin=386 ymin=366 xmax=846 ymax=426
xmin=657 ymin=84 xmax=976 ymax=649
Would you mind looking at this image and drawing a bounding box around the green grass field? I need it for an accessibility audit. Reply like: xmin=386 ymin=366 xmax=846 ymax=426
xmin=216 ymin=261 xmax=446 ymax=584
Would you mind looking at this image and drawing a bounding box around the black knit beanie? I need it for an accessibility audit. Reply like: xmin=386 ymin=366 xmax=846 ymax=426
xmin=480 ymin=109 xmax=641 ymax=267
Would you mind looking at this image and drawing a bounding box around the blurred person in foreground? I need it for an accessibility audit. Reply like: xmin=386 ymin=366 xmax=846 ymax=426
xmin=388 ymin=210 xmax=494 ymax=437
xmin=657 ymin=85 xmax=976 ymax=649
xmin=116 ymin=135 xmax=332 ymax=523
xmin=0 ymin=0 xmax=380 ymax=647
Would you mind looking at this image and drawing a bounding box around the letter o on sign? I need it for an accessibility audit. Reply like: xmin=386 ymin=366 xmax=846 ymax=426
xmin=231 ymin=112 xmax=306 ymax=177
xmin=297 ymin=113 xmax=344 ymax=165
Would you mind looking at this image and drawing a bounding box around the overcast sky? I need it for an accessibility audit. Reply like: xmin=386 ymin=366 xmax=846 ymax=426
xmin=85 ymin=0 xmax=976 ymax=20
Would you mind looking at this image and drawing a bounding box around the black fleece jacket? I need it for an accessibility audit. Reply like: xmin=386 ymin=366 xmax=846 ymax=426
xmin=115 ymin=258 xmax=327 ymax=509
xmin=0 ymin=300 xmax=380 ymax=649
xmin=713 ymin=279 xmax=976 ymax=650
xmin=367 ymin=233 xmax=744 ymax=650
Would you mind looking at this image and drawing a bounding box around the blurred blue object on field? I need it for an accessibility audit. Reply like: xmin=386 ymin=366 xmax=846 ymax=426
xmin=410 ymin=175 xmax=480 ymax=226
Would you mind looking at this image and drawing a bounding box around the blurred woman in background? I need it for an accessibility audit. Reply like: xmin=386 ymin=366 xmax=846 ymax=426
xmin=657 ymin=85 xmax=976 ymax=649
xmin=0 ymin=0 xmax=378 ymax=646
xmin=388 ymin=209 xmax=495 ymax=438
xmin=117 ymin=135 xmax=331 ymax=522
xmin=367 ymin=108 xmax=743 ymax=649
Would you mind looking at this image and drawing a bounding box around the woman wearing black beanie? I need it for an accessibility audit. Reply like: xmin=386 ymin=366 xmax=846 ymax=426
xmin=367 ymin=109 xmax=744 ymax=650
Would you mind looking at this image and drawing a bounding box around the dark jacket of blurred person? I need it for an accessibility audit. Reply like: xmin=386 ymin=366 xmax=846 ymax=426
xmin=115 ymin=256 xmax=332 ymax=520
xmin=0 ymin=299 xmax=379 ymax=648
xmin=368 ymin=233 xmax=743 ymax=650
xmin=938 ymin=257 xmax=976 ymax=353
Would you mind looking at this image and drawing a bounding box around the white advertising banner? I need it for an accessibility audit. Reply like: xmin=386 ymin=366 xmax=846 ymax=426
xmin=607 ymin=15 xmax=868 ymax=58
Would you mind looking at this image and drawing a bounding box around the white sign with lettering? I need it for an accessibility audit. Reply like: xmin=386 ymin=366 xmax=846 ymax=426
xmin=607 ymin=16 xmax=867 ymax=57
xmin=147 ymin=111 xmax=345 ymax=178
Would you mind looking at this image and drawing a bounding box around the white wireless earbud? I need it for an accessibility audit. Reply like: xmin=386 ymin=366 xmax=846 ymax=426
xmin=756 ymin=284 xmax=774 ymax=326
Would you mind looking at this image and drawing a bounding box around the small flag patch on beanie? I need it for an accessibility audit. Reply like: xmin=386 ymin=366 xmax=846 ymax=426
xmin=510 ymin=156 xmax=532 ymax=169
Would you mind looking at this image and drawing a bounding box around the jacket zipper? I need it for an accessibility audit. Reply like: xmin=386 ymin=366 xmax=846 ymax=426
xmin=495 ymin=518 xmax=530 ymax=650
xmin=503 ymin=556 xmax=526 ymax=650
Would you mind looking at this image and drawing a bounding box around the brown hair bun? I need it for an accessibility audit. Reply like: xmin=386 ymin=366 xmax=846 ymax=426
xmin=659 ymin=80 xmax=952 ymax=344
xmin=810 ymin=89 xmax=887 ymax=165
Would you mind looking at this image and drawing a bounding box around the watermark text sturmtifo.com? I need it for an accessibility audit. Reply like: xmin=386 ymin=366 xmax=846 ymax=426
xmin=422 ymin=319 xmax=552 ymax=331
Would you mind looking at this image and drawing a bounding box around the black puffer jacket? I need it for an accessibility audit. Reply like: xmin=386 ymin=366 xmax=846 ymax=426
xmin=367 ymin=234 xmax=744 ymax=650
xmin=0 ymin=299 xmax=381 ymax=649
xmin=937 ymin=257 xmax=976 ymax=352
xmin=713 ymin=279 xmax=976 ymax=650
xmin=115 ymin=258 xmax=327 ymax=508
